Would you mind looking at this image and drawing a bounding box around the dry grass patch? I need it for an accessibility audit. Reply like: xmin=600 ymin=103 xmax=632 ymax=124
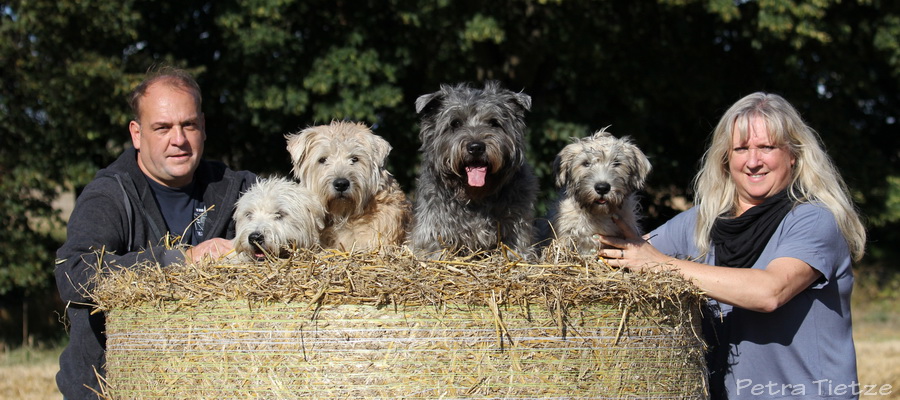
xmin=853 ymin=265 xmax=900 ymax=398
xmin=0 ymin=346 xmax=62 ymax=400
xmin=855 ymin=339 xmax=900 ymax=399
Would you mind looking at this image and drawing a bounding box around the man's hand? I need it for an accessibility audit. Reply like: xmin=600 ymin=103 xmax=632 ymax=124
xmin=184 ymin=238 xmax=234 ymax=264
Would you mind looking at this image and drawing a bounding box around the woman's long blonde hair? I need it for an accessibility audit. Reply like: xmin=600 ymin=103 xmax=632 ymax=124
xmin=692 ymin=92 xmax=866 ymax=261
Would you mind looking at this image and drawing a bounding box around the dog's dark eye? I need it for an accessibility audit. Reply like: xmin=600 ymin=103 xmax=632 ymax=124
xmin=350 ymin=156 xmax=359 ymax=164
xmin=274 ymin=211 xmax=284 ymax=220
xmin=581 ymin=160 xmax=591 ymax=167
xmin=318 ymin=157 xmax=327 ymax=164
xmin=488 ymin=118 xmax=502 ymax=128
xmin=450 ymin=119 xmax=462 ymax=129
xmin=245 ymin=212 xmax=253 ymax=220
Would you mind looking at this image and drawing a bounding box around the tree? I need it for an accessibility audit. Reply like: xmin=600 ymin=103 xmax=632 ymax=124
xmin=0 ymin=1 xmax=138 ymax=295
xmin=1 ymin=0 xmax=898 ymax=302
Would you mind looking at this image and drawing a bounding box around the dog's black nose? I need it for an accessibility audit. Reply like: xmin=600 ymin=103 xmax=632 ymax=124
xmin=467 ymin=142 xmax=486 ymax=156
xmin=333 ymin=178 xmax=351 ymax=192
xmin=595 ymin=182 xmax=611 ymax=195
xmin=249 ymin=232 xmax=264 ymax=244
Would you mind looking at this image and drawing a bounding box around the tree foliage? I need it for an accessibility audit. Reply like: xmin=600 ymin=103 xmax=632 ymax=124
xmin=1 ymin=0 xmax=898 ymax=295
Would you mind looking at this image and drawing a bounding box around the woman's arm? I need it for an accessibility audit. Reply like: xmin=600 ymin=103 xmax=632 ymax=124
xmin=595 ymin=218 xmax=821 ymax=313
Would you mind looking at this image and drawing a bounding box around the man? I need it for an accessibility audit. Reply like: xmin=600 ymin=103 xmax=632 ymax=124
xmin=54 ymin=66 xmax=256 ymax=399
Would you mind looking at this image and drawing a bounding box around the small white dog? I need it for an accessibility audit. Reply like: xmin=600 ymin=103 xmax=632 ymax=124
xmin=548 ymin=128 xmax=652 ymax=255
xmin=233 ymin=177 xmax=325 ymax=260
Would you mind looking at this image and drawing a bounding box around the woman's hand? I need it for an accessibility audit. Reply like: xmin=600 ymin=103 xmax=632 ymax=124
xmin=591 ymin=216 xmax=672 ymax=271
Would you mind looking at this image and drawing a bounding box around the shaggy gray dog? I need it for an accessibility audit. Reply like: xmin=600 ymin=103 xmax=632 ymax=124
xmin=410 ymin=81 xmax=538 ymax=259
xmin=545 ymin=128 xmax=651 ymax=256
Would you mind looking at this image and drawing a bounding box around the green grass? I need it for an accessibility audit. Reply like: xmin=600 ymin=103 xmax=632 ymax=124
xmin=0 ymin=345 xmax=62 ymax=367
xmin=852 ymin=265 xmax=900 ymax=341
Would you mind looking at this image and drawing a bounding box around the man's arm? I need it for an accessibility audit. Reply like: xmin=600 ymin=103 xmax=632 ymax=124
xmin=54 ymin=185 xmax=183 ymax=304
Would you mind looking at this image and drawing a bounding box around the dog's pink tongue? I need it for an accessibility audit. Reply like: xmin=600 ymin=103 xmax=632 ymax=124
xmin=466 ymin=166 xmax=487 ymax=187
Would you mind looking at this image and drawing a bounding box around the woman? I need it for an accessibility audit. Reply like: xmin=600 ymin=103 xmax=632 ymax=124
xmin=597 ymin=92 xmax=866 ymax=399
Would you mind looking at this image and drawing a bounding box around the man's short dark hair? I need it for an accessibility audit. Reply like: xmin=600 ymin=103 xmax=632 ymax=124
xmin=129 ymin=66 xmax=202 ymax=122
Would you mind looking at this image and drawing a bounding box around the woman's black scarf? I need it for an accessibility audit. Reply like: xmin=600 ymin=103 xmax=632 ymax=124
xmin=710 ymin=189 xmax=794 ymax=268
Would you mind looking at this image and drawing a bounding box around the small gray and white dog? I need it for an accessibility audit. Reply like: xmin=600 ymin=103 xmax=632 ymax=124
xmin=410 ymin=81 xmax=538 ymax=258
xmin=547 ymin=128 xmax=651 ymax=255
xmin=233 ymin=177 xmax=325 ymax=260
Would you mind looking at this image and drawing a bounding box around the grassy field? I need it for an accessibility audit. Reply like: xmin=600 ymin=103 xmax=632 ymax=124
xmin=3 ymin=271 xmax=897 ymax=400
xmin=0 ymin=345 xmax=63 ymax=400
xmin=850 ymin=267 xmax=900 ymax=399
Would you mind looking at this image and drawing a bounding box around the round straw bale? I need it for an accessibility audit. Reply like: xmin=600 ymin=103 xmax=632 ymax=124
xmin=92 ymin=246 xmax=708 ymax=399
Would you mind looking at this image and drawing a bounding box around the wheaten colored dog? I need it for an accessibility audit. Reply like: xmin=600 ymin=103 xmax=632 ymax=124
xmin=286 ymin=121 xmax=411 ymax=251
xmin=233 ymin=177 xmax=325 ymax=260
xmin=548 ymin=128 xmax=651 ymax=255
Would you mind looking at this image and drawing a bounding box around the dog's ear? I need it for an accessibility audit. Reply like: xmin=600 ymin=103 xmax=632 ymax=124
xmin=484 ymin=80 xmax=531 ymax=113
xmin=285 ymin=128 xmax=315 ymax=180
xmin=511 ymin=91 xmax=532 ymax=112
xmin=553 ymin=150 xmax=572 ymax=190
xmin=415 ymin=91 xmax=443 ymax=115
xmin=369 ymin=133 xmax=393 ymax=168
xmin=624 ymin=141 xmax=653 ymax=190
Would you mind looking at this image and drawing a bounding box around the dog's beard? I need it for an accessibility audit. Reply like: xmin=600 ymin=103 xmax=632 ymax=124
xmin=440 ymin=142 xmax=522 ymax=201
xmin=326 ymin=195 xmax=358 ymax=220
xmin=236 ymin=229 xmax=291 ymax=261
xmin=453 ymin=163 xmax=495 ymax=201
xmin=326 ymin=191 xmax=379 ymax=226
xmin=585 ymin=199 xmax=615 ymax=215
xmin=573 ymin=184 xmax=626 ymax=216
xmin=445 ymin=141 xmax=505 ymax=186
xmin=458 ymin=160 xmax=499 ymax=201
xmin=454 ymin=154 xmax=496 ymax=188
xmin=248 ymin=238 xmax=267 ymax=260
